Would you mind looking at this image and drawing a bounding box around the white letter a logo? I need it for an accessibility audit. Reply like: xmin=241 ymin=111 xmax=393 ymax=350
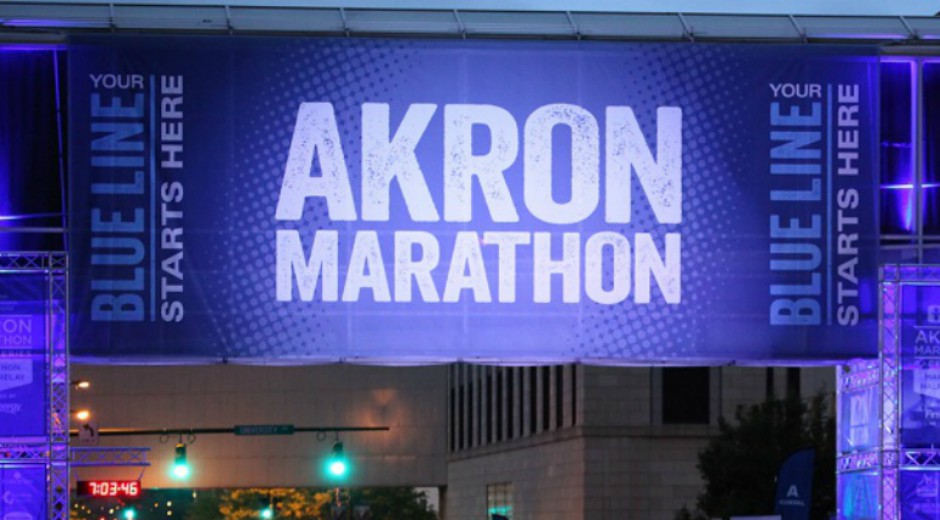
xmin=787 ymin=485 xmax=799 ymax=498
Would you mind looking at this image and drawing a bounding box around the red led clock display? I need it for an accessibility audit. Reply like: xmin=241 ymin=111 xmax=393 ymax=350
xmin=76 ymin=480 xmax=141 ymax=498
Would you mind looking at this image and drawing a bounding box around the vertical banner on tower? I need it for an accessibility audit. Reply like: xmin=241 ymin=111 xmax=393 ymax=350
xmin=900 ymin=285 xmax=940 ymax=447
xmin=68 ymin=37 xmax=880 ymax=363
xmin=838 ymin=472 xmax=879 ymax=520
xmin=0 ymin=465 xmax=46 ymax=520
xmin=898 ymin=284 xmax=940 ymax=519
xmin=901 ymin=470 xmax=940 ymax=520
xmin=0 ymin=274 xmax=47 ymax=437
xmin=839 ymin=383 xmax=880 ymax=453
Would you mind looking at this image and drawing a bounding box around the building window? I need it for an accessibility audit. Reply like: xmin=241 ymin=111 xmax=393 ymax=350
xmin=450 ymin=383 xmax=456 ymax=452
xmin=486 ymin=368 xmax=493 ymax=445
xmin=507 ymin=368 xmax=515 ymax=439
xmin=449 ymin=364 xmax=578 ymax=453
xmin=878 ymin=58 xmax=940 ymax=260
xmin=571 ymin=365 xmax=577 ymax=426
xmin=468 ymin=369 xmax=475 ymax=449
xmin=458 ymin=384 xmax=464 ymax=450
xmin=496 ymin=370 xmax=504 ymax=442
xmin=486 ymin=482 xmax=514 ymax=520
xmin=555 ymin=365 xmax=564 ymax=429
xmin=924 ymin=62 xmax=940 ymax=236
xmin=528 ymin=367 xmax=537 ymax=434
xmin=880 ymin=60 xmax=914 ymax=238
xmin=662 ymin=367 xmax=711 ymax=424
xmin=541 ymin=367 xmax=550 ymax=432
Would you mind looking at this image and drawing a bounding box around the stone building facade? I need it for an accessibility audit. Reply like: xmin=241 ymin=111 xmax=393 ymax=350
xmin=71 ymin=362 xmax=833 ymax=519
xmin=444 ymin=365 xmax=834 ymax=520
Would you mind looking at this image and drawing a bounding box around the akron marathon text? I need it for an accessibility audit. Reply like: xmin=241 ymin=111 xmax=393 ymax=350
xmin=275 ymin=103 xmax=682 ymax=305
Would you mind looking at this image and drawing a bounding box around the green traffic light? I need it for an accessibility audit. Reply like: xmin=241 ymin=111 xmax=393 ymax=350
xmin=122 ymin=508 xmax=136 ymax=520
xmin=171 ymin=443 xmax=191 ymax=480
xmin=172 ymin=461 xmax=191 ymax=479
xmin=328 ymin=459 xmax=347 ymax=477
xmin=325 ymin=441 xmax=350 ymax=480
xmin=260 ymin=506 xmax=274 ymax=519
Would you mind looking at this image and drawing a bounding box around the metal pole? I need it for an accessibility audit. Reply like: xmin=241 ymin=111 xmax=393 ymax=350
xmin=68 ymin=425 xmax=390 ymax=437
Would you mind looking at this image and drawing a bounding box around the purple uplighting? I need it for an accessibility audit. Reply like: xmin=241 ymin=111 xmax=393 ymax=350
xmin=880 ymin=58 xmax=917 ymax=234
xmin=0 ymin=43 xmax=65 ymax=52
xmin=0 ymin=46 xmax=65 ymax=251
xmin=1 ymin=19 xmax=100 ymax=29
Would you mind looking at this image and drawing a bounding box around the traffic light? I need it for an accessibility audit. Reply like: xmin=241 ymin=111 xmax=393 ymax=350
xmin=171 ymin=443 xmax=191 ymax=480
xmin=122 ymin=508 xmax=136 ymax=520
xmin=324 ymin=441 xmax=350 ymax=481
xmin=260 ymin=496 xmax=278 ymax=519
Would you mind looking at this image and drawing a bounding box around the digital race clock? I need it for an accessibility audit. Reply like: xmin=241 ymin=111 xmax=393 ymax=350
xmin=76 ymin=480 xmax=141 ymax=498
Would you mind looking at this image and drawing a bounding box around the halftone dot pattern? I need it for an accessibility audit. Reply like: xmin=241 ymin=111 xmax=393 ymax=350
xmin=157 ymin=39 xmax=877 ymax=362
xmin=64 ymin=37 xmax=878 ymax=362
xmin=572 ymin=44 xmax=750 ymax=360
xmin=214 ymin=39 xmax=418 ymax=358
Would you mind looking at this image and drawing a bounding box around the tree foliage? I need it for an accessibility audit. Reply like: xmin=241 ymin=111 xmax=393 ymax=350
xmin=677 ymin=393 xmax=835 ymax=520
xmin=184 ymin=487 xmax=437 ymax=520
xmin=186 ymin=490 xmax=224 ymax=520
xmin=218 ymin=488 xmax=333 ymax=519
xmin=349 ymin=487 xmax=437 ymax=520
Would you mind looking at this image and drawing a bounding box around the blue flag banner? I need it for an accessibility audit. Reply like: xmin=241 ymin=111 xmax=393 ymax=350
xmin=774 ymin=448 xmax=814 ymax=520
xmin=68 ymin=37 xmax=880 ymax=364
xmin=0 ymin=274 xmax=47 ymax=437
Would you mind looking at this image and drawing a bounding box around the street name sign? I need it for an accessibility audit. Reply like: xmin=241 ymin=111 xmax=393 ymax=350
xmin=234 ymin=424 xmax=295 ymax=436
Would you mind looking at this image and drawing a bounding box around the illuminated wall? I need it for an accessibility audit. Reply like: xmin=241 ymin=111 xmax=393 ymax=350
xmin=0 ymin=46 xmax=65 ymax=251
xmin=881 ymin=58 xmax=940 ymax=263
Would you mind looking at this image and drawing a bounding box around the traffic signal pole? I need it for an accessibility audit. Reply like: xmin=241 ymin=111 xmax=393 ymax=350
xmin=67 ymin=425 xmax=390 ymax=437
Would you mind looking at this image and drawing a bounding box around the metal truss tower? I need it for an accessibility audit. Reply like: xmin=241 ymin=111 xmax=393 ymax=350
xmin=0 ymin=253 xmax=69 ymax=520
xmin=838 ymin=265 xmax=940 ymax=520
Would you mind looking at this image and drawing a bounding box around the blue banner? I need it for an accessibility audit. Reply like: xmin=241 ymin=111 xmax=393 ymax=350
xmin=901 ymin=470 xmax=940 ymax=520
xmin=840 ymin=385 xmax=879 ymax=453
xmin=0 ymin=274 xmax=46 ymax=437
xmin=0 ymin=464 xmax=46 ymax=520
xmin=838 ymin=472 xmax=878 ymax=520
xmin=774 ymin=448 xmax=814 ymax=520
xmin=900 ymin=285 xmax=940 ymax=448
xmin=68 ymin=37 xmax=880 ymax=363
